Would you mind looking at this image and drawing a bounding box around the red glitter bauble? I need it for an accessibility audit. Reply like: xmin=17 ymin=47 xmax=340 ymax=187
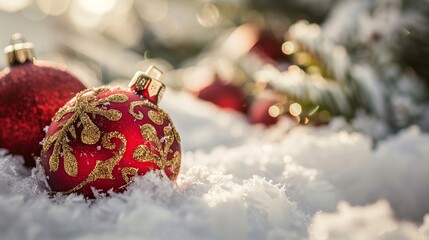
xmin=0 ymin=60 xmax=86 ymax=166
xmin=40 ymin=66 xmax=181 ymax=198
xmin=248 ymin=97 xmax=280 ymax=126
xmin=197 ymin=79 xmax=247 ymax=113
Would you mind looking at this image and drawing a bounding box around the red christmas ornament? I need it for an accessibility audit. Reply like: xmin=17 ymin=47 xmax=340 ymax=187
xmin=0 ymin=33 xmax=86 ymax=167
xmin=40 ymin=66 xmax=181 ymax=198
xmin=249 ymin=31 xmax=287 ymax=62
xmin=247 ymin=96 xmax=281 ymax=126
xmin=197 ymin=77 xmax=247 ymax=113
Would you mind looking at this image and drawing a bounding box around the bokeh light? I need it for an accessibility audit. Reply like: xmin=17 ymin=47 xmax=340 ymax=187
xmin=196 ymin=3 xmax=219 ymax=27
xmin=318 ymin=110 xmax=331 ymax=122
xmin=289 ymin=103 xmax=302 ymax=116
xmin=268 ymin=104 xmax=281 ymax=118
xmin=281 ymin=41 xmax=295 ymax=55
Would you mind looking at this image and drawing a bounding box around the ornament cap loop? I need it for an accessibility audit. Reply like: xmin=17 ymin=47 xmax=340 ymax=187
xmin=129 ymin=65 xmax=166 ymax=104
xmin=4 ymin=33 xmax=35 ymax=66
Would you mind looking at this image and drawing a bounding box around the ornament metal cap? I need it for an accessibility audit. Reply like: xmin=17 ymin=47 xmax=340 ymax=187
xmin=4 ymin=33 xmax=35 ymax=66
xmin=129 ymin=65 xmax=166 ymax=104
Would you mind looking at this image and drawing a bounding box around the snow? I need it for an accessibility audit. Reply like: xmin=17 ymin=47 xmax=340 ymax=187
xmin=309 ymin=200 xmax=429 ymax=240
xmin=1 ymin=90 xmax=429 ymax=240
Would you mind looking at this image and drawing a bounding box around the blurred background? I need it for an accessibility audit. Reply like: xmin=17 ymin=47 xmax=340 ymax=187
xmin=0 ymin=0 xmax=428 ymax=139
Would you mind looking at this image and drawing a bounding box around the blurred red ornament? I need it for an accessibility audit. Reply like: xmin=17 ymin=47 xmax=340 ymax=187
xmin=0 ymin=34 xmax=85 ymax=167
xmin=40 ymin=66 xmax=181 ymax=198
xmin=249 ymin=31 xmax=286 ymax=62
xmin=248 ymin=96 xmax=281 ymax=126
xmin=197 ymin=78 xmax=247 ymax=113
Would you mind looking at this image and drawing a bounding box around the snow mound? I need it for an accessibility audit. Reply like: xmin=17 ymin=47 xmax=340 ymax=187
xmin=310 ymin=200 xmax=429 ymax=240
xmin=1 ymin=91 xmax=429 ymax=239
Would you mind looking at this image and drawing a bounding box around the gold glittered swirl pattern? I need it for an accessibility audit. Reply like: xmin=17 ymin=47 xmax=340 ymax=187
xmin=61 ymin=131 xmax=127 ymax=194
xmin=129 ymin=101 xmax=145 ymax=120
xmin=168 ymin=151 xmax=181 ymax=179
xmin=42 ymin=87 xmax=128 ymax=177
xmin=132 ymin=123 xmax=180 ymax=179
xmin=127 ymin=100 xmax=181 ymax=144
xmin=121 ymin=167 xmax=139 ymax=183
xmin=148 ymin=110 xmax=164 ymax=125
xmin=133 ymin=145 xmax=160 ymax=163
xmin=62 ymin=140 xmax=78 ymax=177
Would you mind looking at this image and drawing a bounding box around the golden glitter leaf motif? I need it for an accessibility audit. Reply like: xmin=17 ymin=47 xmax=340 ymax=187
xmin=133 ymin=145 xmax=160 ymax=163
xmin=80 ymin=113 xmax=100 ymax=144
xmin=121 ymin=167 xmax=139 ymax=183
xmin=162 ymin=126 xmax=174 ymax=156
xmin=48 ymin=134 xmax=61 ymax=172
xmin=69 ymin=125 xmax=77 ymax=139
xmin=140 ymin=124 xmax=159 ymax=143
xmin=167 ymin=151 xmax=181 ymax=179
xmin=98 ymin=94 xmax=129 ymax=104
xmin=62 ymin=131 xmax=127 ymax=194
xmin=62 ymin=142 xmax=78 ymax=177
xmin=148 ymin=110 xmax=164 ymax=125
xmin=127 ymin=100 xmax=180 ymax=144
xmin=41 ymin=87 xmax=128 ymax=177
xmin=43 ymin=131 xmax=59 ymax=154
xmin=127 ymin=100 xmax=181 ymax=178
xmin=129 ymin=101 xmax=145 ymax=120
xmin=53 ymin=107 xmax=74 ymax=122
xmin=133 ymin=122 xmax=180 ymax=178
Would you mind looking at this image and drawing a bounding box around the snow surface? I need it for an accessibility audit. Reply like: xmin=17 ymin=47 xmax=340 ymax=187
xmin=1 ymin=90 xmax=429 ymax=240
